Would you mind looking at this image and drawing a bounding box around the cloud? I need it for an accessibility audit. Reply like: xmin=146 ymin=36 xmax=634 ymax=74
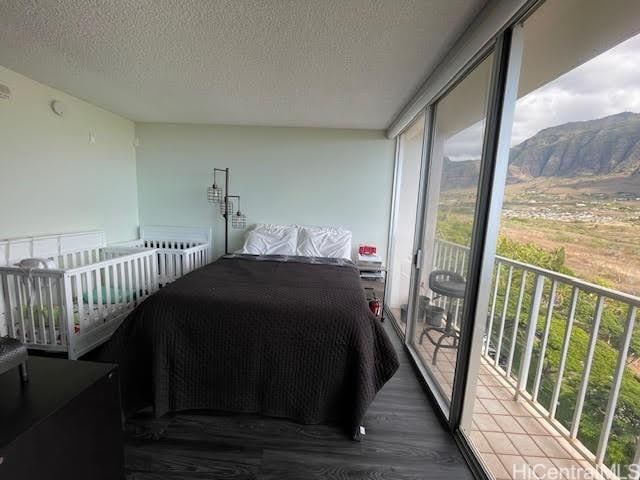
xmin=511 ymin=32 xmax=640 ymax=145
xmin=443 ymin=121 xmax=485 ymax=161
xmin=443 ymin=31 xmax=640 ymax=159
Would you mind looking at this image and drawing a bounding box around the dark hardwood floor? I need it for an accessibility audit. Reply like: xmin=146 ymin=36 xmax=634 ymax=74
xmin=124 ymin=322 xmax=474 ymax=480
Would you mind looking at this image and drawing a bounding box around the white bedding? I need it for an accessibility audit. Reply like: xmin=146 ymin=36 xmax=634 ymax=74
xmin=239 ymin=224 xmax=352 ymax=259
xmin=296 ymin=225 xmax=352 ymax=260
xmin=238 ymin=224 xmax=298 ymax=255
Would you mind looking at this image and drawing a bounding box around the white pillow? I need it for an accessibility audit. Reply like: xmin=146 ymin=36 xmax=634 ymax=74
xmin=296 ymin=226 xmax=352 ymax=259
xmin=239 ymin=224 xmax=298 ymax=255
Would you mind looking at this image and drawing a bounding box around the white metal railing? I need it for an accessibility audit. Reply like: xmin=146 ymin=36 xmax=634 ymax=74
xmin=432 ymin=238 xmax=640 ymax=476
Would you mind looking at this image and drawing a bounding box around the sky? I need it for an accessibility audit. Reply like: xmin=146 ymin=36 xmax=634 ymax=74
xmin=443 ymin=31 xmax=640 ymax=161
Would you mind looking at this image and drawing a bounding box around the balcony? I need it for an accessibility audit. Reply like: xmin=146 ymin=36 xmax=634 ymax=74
xmin=404 ymin=239 xmax=640 ymax=480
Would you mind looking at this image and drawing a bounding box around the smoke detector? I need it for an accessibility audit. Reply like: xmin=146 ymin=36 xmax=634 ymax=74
xmin=0 ymin=84 xmax=10 ymax=100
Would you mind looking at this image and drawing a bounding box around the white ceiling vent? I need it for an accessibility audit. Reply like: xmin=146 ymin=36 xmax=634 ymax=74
xmin=0 ymin=84 xmax=10 ymax=100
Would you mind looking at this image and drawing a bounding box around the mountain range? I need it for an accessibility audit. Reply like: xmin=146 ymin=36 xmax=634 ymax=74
xmin=443 ymin=111 xmax=640 ymax=188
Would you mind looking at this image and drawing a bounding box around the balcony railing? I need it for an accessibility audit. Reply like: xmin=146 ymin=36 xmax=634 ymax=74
xmin=432 ymin=239 xmax=640 ymax=478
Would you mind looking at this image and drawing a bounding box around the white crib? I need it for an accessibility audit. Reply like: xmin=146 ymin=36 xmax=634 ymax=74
xmin=0 ymin=231 xmax=158 ymax=359
xmin=110 ymin=225 xmax=211 ymax=286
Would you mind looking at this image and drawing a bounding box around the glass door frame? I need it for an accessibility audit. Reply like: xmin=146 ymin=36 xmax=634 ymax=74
xmin=384 ymin=134 xmax=403 ymax=338
xmin=404 ymin=41 xmax=500 ymax=419
xmin=452 ymin=24 xmax=524 ymax=433
xmin=384 ymin=113 xmax=429 ymax=339
xmin=392 ymin=21 xmax=528 ymax=479
xmin=450 ymin=25 xmax=524 ymax=480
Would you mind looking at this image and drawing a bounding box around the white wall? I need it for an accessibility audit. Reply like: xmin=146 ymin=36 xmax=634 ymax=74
xmin=0 ymin=65 xmax=395 ymax=258
xmin=0 ymin=65 xmax=139 ymax=242
xmin=135 ymin=123 xmax=395 ymax=259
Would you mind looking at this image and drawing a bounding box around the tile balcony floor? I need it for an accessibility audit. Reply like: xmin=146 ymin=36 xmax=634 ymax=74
xmin=412 ymin=328 xmax=609 ymax=480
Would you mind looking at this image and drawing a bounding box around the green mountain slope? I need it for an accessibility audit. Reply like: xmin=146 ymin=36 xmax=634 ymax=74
xmin=508 ymin=111 xmax=640 ymax=181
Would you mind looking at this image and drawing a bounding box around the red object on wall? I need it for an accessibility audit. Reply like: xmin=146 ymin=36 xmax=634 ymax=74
xmin=368 ymin=297 xmax=381 ymax=316
xmin=359 ymin=245 xmax=377 ymax=256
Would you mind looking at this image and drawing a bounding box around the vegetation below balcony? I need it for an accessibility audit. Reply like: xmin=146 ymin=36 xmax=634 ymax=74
xmin=436 ymin=214 xmax=640 ymax=474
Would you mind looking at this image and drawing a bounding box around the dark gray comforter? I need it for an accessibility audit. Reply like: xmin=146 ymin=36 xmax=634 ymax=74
xmin=95 ymin=254 xmax=399 ymax=435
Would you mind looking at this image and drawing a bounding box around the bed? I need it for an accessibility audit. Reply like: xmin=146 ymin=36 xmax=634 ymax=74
xmin=96 ymin=225 xmax=399 ymax=436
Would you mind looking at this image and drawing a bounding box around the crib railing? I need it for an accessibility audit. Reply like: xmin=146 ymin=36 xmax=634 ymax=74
xmin=140 ymin=239 xmax=205 ymax=250
xmin=54 ymin=246 xmax=104 ymax=269
xmin=0 ymin=230 xmax=107 ymax=268
xmin=1 ymin=269 xmax=68 ymax=349
xmin=111 ymin=239 xmax=209 ymax=285
xmin=0 ymin=247 xmax=158 ymax=357
xmin=158 ymin=244 xmax=208 ymax=284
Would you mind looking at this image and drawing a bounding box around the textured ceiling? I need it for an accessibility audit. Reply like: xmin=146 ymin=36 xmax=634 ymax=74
xmin=0 ymin=0 xmax=486 ymax=129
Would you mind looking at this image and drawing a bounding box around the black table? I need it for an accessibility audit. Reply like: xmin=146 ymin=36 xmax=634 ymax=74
xmin=0 ymin=356 xmax=123 ymax=480
xmin=418 ymin=270 xmax=467 ymax=364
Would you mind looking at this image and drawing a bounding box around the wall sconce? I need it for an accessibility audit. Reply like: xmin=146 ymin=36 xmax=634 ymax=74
xmin=207 ymin=168 xmax=247 ymax=254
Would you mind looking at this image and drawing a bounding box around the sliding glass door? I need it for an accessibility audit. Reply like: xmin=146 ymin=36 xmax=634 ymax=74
xmin=386 ymin=112 xmax=426 ymax=336
xmin=409 ymin=53 xmax=495 ymax=411
xmin=459 ymin=2 xmax=640 ymax=479
xmin=388 ymin=1 xmax=640 ymax=479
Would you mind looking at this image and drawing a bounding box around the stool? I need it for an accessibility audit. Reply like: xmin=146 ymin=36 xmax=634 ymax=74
xmin=0 ymin=337 xmax=29 ymax=383
xmin=419 ymin=270 xmax=466 ymax=365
